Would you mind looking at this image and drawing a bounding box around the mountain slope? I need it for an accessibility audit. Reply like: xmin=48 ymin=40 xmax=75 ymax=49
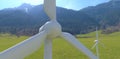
xmin=0 ymin=4 xmax=97 ymax=35
xmin=81 ymin=1 xmax=120 ymax=29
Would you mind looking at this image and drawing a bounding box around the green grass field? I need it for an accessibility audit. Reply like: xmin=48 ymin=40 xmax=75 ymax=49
xmin=0 ymin=32 xmax=120 ymax=59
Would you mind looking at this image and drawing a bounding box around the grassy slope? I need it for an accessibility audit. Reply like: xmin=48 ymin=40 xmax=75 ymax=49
xmin=0 ymin=32 xmax=120 ymax=59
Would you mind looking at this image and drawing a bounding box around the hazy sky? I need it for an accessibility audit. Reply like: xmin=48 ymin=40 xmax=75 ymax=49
xmin=0 ymin=0 xmax=110 ymax=10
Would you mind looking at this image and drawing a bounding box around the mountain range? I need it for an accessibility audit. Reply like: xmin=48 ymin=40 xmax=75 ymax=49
xmin=0 ymin=1 xmax=120 ymax=36
xmin=81 ymin=0 xmax=120 ymax=33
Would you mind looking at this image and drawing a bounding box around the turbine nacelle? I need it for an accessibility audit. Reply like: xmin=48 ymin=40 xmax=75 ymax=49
xmin=39 ymin=20 xmax=62 ymax=39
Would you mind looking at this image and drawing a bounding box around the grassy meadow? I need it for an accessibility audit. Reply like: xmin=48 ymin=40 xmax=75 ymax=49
xmin=0 ymin=31 xmax=120 ymax=59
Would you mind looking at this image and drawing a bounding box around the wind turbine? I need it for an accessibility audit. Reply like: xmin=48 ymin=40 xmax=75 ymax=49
xmin=91 ymin=27 xmax=105 ymax=59
xmin=0 ymin=0 xmax=98 ymax=59
xmin=91 ymin=27 xmax=100 ymax=59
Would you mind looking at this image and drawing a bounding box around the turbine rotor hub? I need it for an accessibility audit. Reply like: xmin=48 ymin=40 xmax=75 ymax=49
xmin=39 ymin=20 xmax=62 ymax=39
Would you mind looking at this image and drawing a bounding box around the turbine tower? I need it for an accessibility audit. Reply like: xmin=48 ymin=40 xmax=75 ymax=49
xmin=0 ymin=0 xmax=98 ymax=59
xmin=91 ymin=27 xmax=100 ymax=59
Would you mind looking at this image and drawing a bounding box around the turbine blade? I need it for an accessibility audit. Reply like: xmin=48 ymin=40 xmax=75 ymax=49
xmin=0 ymin=31 xmax=47 ymax=59
xmin=61 ymin=32 xmax=98 ymax=59
xmin=44 ymin=39 xmax=52 ymax=59
xmin=44 ymin=0 xmax=56 ymax=20
xmin=91 ymin=43 xmax=98 ymax=49
xmin=99 ymin=42 xmax=105 ymax=48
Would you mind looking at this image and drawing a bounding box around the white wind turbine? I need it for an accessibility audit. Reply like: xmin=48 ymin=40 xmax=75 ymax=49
xmin=91 ymin=27 xmax=105 ymax=59
xmin=0 ymin=0 xmax=98 ymax=59
xmin=91 ymin=27 xmax=100 ymax=59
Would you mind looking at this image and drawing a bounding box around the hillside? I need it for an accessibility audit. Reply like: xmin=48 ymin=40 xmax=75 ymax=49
xmin=0 ymin=4 xmax=97 ymax=35
xmin=81 ymin=1 xmax=120 ymax=29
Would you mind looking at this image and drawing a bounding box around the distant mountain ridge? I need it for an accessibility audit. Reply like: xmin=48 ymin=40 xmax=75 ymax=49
xmin=0 ymin=4 xmax=97 ymax=35
xmin=80 ymin=1 xmax=120 ymax=33
xmin=0 ymin=1 xmax=120 ymax=35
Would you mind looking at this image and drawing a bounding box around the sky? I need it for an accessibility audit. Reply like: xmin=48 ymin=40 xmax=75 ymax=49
xmin=0 ymin=0 xmax=110 ymax=10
